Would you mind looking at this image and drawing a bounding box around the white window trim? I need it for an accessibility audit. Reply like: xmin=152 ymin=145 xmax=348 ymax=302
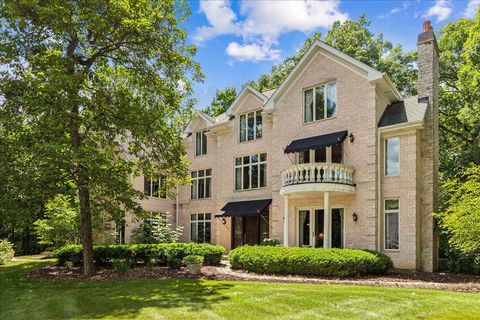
xmin=234 ymin=153 xmax=267 ymax=191
xmin=190 ymin=169 xmax=212 ymax=200
xmin=195 ymin=130 xmax=207 ymax=156
xmin=145 ymin=176 xmax=167 ymax=199
xmin=303 ymin=81 xmax=337 ymax=124
xmin=384 ymin=137 xmax=400 ymax=177
xmin=295 ymin=207 xmax=345 ymax=248
xmin=190 ymin=213 xmax=212 ymax=243
xmin=296 ymin=144 xmax=344 ymax=164
xmin=239 ymin=110 xmax=263 ymax=143
xmin=384 ymin=199 xmax=400 ymax=251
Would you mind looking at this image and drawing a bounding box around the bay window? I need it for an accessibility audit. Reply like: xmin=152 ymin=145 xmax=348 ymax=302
xmin=235 ymin=153 xmax=267 ymax=190
xmin=304 ymin=82 xmax=337 ymax=123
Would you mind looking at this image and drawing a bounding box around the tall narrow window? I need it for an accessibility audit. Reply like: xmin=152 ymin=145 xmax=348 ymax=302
xmin=239 ymin=110 xmax=262 ymax=142
xmin=190 ymin=213 xmax=211 ymax=243
xmin=191 ymin=169 xmax=212 ymax=199
xmin=385 ymin=199 xmax=399 ymax=250
xmin=304 ymin=82 xmax=337 ymax=123
xmin=144 ymin=176 xmax=167 ymax=198
xmin=385 ymin=137 xmax=400 ymax=175
xmin=195 ymin=130 xmax=207 ymax=156
xmin=234 ymin=153 xmax=267 ymax=190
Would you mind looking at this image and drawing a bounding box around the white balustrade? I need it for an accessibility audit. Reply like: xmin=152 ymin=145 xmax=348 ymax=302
xmin=281 ymin=162 xmax=354 ymax=187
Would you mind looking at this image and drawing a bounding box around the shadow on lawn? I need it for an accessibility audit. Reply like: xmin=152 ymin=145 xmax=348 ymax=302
xmin=65 ymin=279 xmax=234 ymax=319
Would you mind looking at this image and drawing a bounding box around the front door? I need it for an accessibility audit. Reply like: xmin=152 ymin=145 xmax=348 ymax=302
xmin=299 ymin=208 xmax=344 ymax=248
xmin=232 ymin=213 xmax=269 ymax=249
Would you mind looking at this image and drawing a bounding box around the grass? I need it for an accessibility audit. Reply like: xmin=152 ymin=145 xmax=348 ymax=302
xmin=1 ymin=257 xmax=479 ymax=320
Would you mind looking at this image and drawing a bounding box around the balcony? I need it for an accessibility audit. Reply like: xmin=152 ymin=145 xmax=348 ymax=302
xmin=280 ymin=162 xmax=355 ymax=195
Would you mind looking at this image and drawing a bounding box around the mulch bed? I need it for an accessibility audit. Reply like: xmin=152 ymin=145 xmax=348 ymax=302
xmin=27 ymin=262 xmax=480 ymax=293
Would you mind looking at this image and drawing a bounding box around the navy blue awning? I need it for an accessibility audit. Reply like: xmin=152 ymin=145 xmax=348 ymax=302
xmin=215 ymin=199 xmax=271 ymax=217
xmin=284 ymin=130 xmax=348 ymax=154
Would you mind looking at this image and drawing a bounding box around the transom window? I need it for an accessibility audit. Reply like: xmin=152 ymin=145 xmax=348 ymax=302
xmin=304 ymin=82 xmax=337 ymax=123
xmin=384 ymin=199 xmax=399 ymax=250
xmin=191 ymin=213 xmax=211 ymax=243
xmin=235 ymin=153 xmax=267 ymax=190
xmin=297 ymin=144 xmax=343 ymax=164
xmin=191 ymin=169 xmax=212 ymax=199
xmin=385 ymin=137 xmax=400 ymax=176
xmin=195 ymin=130 xmax=207 ymax=156
xmin=144 ymin=176 xmax=167 ymax=198
xmin=239 ymin=110 xmax=262 ymax=142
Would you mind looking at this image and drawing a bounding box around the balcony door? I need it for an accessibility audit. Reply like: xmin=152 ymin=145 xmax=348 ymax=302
xmin=297 ymin=144 xmax=343 ymax=164
xmin=298 ymin=208 xmax=344 ymax=248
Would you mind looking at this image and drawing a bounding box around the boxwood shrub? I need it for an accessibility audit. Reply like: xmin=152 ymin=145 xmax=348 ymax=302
xmin=54 ymin=243 xmax=225 ymax=267
xmin=229 ymin=246 xmax=393 ymax=277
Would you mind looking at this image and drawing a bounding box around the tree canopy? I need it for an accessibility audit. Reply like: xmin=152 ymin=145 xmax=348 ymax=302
xmin=0 ymin=0 xmax=202 ymax=275
xmin=203 ymin=86 xmax=237 ymax=117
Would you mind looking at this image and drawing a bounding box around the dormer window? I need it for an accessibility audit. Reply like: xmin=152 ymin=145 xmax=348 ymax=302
xmin=239 ymin=110 xmax=262 ymax=142
xmin=304 ymin=82 xmax=337 ymax=123
xmin=195 ymin=130 xmax=207 ymax=156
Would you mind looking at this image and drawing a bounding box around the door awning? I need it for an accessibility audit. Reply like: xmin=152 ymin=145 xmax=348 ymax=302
xmin=215 ymin=199 xmax=272 ymax=217
xmin=284 ymin=130 xmax=348 ymax=154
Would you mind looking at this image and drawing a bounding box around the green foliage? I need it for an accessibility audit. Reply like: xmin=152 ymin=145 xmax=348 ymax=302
xmin=112 ymin=259 xmax=130 ymax=273
xmin=438 ymin=12 xmax=480 ymax=176
xmin=33 ymin=195 xmax=80 ymax=248
xmin=131 ymin=214 xmax=183 ymax=244
xmin=182 ymin=255 xmax=204 ymax=264
xmin=0 ymin=239 xmax=15 ymax=265
xmin=250 ymin=15 xmax=417 ymax=96
xmin=203 ymin=86 xmax=238 ymax=116
xmin=434 ymin=164 xmax=480 ymax=274
xmin=229 ymin=246 xmax=393 ymax=277
xmin=54 ymin=243 xmax=225 ymax=267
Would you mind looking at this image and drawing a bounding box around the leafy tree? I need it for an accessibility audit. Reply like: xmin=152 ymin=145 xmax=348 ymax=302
xmin=203 ymin=86 xmax=237 ymax=116
xmin=132 ymin=214 xmax=183 ymax=244
xmin=251 ymin=15 xmax=417 ymax=96
xmin=0 ymin=0 xmax=202 ymax=276
xmin=437 ymin=12 xmax=480 ymax=177
xmin=34 ymin=195 xmax=80 ymax=248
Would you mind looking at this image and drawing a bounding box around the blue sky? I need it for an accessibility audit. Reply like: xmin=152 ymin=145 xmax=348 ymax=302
xmin=182 ymin=0 xmax=479 ymax=109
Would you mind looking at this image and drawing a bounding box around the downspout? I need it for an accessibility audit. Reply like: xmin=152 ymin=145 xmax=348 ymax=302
xmin=176 ymin=184 xmax=179 ymax=228
xmin=376 ymin=128 xmax=382 ymax=251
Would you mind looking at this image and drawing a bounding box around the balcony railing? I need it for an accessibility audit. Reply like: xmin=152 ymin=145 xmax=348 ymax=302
xmin=281 ymin=162 xmax=355 ymax=187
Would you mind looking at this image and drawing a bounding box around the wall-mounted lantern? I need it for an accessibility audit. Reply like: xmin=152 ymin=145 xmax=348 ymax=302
xmin=221 ymin=217 xmax=227 ymax=225
xmin=349 ymin=133 xmax=355 ymax=143
xmin=352 ymin=212 xmax=358 ymax=222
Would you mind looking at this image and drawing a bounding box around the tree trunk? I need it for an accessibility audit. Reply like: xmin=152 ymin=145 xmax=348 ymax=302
xmin=71 ymin=110 xmax=95 ymax=277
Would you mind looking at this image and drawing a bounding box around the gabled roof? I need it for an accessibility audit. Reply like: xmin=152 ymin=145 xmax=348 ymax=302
xmin=378 ymin=96 xmax=427 ymax=128
xmin=225 ymin=84 xmax=268 ymax=115
xmin=264 ymin=40 xmax=402 ymax=109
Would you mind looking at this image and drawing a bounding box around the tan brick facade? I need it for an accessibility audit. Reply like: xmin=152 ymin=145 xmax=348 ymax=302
xmin=119 ymin=32 xmax=439 ymax=271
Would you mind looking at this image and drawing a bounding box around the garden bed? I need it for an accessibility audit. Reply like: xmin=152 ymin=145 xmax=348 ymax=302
xmin=27 ymin=260 xmax=480 ymax=292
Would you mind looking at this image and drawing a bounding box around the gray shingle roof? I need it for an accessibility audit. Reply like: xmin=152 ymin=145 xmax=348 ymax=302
xmin=378 ymin=96 xmax=427 ymax=128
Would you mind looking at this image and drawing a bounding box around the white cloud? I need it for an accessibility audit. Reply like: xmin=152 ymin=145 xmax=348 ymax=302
xmin=464 ymin=0 xmax=480 ymax=18
xmin=193 ymin=0 xmax=348 ymax=62
xmin=390 ymin=1 xmax=410 ymax=14
xmin=424 ymin=0 xmax=453 ymax=22
xmin=226 ymin=42 xmax=281 ymax=62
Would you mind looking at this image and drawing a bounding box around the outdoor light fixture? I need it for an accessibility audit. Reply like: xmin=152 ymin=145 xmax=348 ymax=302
xmin=349 ymin=132 xmax=355 ymax=143
xmin=352 ymin=212 xmax=358 ymax=222
xmin=221 ymin=217 xmax=227 ymax=225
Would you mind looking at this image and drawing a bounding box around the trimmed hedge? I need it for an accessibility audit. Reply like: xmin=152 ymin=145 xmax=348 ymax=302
xmin=54 ymin=243 xmax=225 ymax=267
xmin=229 ymin=246 xmax=393 ymax=277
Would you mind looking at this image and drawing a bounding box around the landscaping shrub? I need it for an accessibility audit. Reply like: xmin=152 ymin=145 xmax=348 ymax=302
xmin=112 ymin=259 xmax=130 ymax=273
xmin=229 ymin=246 xmax=393 ymax=277
xmin=54 ymin=243 xmax=225 ymax=267
xmin=0 ymin=239 xmax=15 ymax=265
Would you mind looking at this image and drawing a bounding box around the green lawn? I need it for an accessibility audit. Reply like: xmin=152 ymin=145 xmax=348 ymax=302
xmin=1 ymin=257 xmax=479 ymax=320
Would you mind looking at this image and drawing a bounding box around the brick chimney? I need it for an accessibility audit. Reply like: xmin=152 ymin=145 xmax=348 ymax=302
xmin=417 ymin=21 xmax=439 ymax=272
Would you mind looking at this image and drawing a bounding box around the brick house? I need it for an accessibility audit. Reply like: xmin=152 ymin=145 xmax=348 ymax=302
xmin=122 ymin=22 xmax=439 ymax=271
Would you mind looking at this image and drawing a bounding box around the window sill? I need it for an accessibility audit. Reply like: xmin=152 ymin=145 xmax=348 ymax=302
xmin=302 ymin=115 xmax=337 ymax=126
xmin=384 ymin=248 xmax=400 ymax=252
xmin=239 ymin=137 xmax=263 ymax=144
xmin=384 ymin=174 xmax=400 ymax=178
xmin=194 ymin=153 xmax=208 ymax=158
xmin=233 ymin=186 xmax=268 ymax=193
xmin=189 ymin=197 xmax=213 ymax=201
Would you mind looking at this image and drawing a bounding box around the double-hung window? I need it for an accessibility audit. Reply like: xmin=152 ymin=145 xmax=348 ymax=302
xmin=144 ymin=176 xmax=167 ymax=198
xmin=384 ymin=199 xmax=399 ymax=250
xmin=195 ymin=130 xmax=207 ymax=156
xmin=239 ymin=110 xmax=262 ymax=142
xmin=191 ymin=213 xmax=211 ymax=243
xmin=191 ymin=169 xmax=212 ymax=199
xmin=385 ymin=137 xmax=400 ymax=175
xmin=235 ymin=153 xmax=267 ymax=190
xmin=304 ymin=82 xmax=337 ymax=123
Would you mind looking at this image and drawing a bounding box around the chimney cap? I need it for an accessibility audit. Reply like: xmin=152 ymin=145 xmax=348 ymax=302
xmin=423 ymin=21 xmax=432 ymax=32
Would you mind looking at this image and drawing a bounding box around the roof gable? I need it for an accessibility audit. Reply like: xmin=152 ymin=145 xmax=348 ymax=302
xmin=226 ymin=85 xmax=267 ymax=115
